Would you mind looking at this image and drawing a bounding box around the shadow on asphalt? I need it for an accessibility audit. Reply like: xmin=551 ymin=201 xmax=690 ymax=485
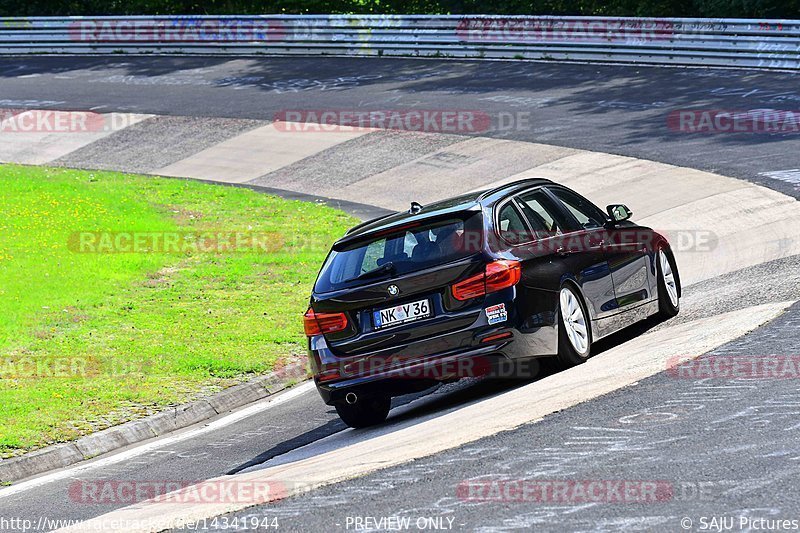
xmin=227 ymin=419 xmax=346 ymax=475
xmin=226 ymin=313 xmax=669 ymax=475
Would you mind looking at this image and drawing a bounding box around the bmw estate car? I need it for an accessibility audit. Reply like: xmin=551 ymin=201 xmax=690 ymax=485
xmin=303 ymin=179 xmax=681 ymax=428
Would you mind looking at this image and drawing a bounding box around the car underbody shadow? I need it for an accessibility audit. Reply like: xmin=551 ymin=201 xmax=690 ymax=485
xmin=226 ymin=418 xmax=346 ymax=475
xmin=227 ymin=314 xmax=669 ymax=475
xmin=592 ymin=314 xmax=666 ymax=356
xmin=225 ymin=384 xmax=445 ymax=474
xmin=225 ymin=373 xmax=538 ymax=475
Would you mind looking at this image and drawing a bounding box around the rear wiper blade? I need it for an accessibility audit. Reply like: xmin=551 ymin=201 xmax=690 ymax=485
xmin=346 ymin=262 xmax=396 ymax=283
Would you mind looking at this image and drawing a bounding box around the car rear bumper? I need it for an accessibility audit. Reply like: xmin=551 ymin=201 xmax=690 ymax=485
xmin=308 ymin=290 xmax=560 ymax=404
xmin=313 ymin=342 xmax=510 ymax=405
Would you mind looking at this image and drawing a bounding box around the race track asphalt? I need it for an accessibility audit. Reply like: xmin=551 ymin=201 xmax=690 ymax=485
xmin=1 ymin=56 xmax=798 ymax=197
xmin=1 ymin=56 xmax=799 ymax=532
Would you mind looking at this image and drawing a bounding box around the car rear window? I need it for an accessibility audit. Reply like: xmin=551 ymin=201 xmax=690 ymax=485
xmin=315 ymin=215 xmax=482 ymax=293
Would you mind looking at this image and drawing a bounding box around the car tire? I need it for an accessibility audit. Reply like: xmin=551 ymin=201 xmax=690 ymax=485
xmin=656 ymin=248 xmax=680 ymax=319
xmin=557 ymin=284 xmax=592 ymax=367
xmin=335 ymin=395 xmax=391 ymax=428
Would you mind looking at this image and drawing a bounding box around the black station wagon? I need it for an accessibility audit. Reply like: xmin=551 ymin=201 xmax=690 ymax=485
xmin=304 ymin=179 xmax=680 ymax=428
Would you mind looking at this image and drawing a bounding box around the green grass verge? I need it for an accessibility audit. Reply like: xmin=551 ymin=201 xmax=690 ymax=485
xmin=0 ymin=164 xmax=356 ymax=458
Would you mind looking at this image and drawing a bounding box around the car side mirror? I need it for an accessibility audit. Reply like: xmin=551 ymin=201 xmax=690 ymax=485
xmin=606 ymin=204 xmax=633 ymax=224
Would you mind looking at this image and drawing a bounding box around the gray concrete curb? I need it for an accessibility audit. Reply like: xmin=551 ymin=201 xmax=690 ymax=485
xmin=0 ymin=366 xmax=309 ymax=484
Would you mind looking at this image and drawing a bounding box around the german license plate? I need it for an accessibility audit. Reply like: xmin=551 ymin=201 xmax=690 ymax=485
xmin=374 ymin=299 xmax=431 ymax=329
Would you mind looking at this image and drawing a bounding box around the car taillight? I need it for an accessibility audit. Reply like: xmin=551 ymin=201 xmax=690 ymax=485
xmin=451 ymin=260 xmax=521 ymax=301
xmin=485 ymin=259 xmax=522 ymax=292
xmin=451 ymin=271 xmax=487 ymax=301
xmin=304 ymin=308 xmax=348 ymax=336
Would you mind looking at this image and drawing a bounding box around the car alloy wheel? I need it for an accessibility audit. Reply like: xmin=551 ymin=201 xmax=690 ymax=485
xmin=560 ymin=287 xmax=589 ymax=356
xmin=659 ymin=250 xmax=679 ymax=308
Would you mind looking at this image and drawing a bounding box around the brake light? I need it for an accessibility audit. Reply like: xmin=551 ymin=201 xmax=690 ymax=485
xmin=372 ymin=221 xmax=421 ymax=238
xmin=485 ymin=260 xmax=522 ymax=293
xmin=451 ymin=271 xmax=486 ymax=301
xmin=451 ymin=260 xmax=521 ymax=301
xmin=304 ymin=308 xmax=348 ymax=336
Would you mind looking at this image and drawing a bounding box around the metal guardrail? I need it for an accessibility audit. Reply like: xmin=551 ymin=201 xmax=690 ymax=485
xmin=1 ymin=15 xmax=799 ymax=69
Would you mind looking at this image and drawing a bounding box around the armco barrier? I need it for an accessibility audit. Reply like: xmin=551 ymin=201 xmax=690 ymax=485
xmin=0 ymin=15 xmax=799 ymax=69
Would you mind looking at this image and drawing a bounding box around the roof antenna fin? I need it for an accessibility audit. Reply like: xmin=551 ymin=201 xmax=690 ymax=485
xmin=409 ymin=202 xmax=423 ymax=215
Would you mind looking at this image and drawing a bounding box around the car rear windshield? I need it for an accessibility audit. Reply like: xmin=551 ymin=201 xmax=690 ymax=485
xmin=314 ymin=214 xmax=482 ymax=293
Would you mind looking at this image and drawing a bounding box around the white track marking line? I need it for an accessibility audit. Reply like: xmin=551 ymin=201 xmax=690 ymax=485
xmin=57 ymin=301 xmax=793 ymax=533
xmin=0 ymin=382 xmax=315 ymax=499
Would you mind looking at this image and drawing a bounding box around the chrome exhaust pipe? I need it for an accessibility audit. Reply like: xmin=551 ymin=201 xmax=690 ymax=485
xmin=345 ymin=392 xmax=358 ymax=405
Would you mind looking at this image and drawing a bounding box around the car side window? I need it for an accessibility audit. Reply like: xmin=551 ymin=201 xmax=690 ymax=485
xmin=549 ymin=187 xmax=606 ymax=230
xmin=516 ymin=190 xmax=565 ymax=239
xmin=497 ymin=202 xmax=533 ymax=244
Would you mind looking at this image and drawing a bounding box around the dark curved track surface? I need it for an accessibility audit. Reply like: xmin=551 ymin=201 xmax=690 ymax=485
xmin=0 ymin=56 xmax=799 ymax=198
xmin=0 ymin=57 xmax=799 ymax=532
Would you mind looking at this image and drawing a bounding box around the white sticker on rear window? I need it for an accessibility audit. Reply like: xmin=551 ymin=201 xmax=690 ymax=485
xmin=486 ymin=303 xmax=507 ymax=325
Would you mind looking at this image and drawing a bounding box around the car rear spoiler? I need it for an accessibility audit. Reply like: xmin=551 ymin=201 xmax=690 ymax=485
xmin=333 ymin=205 xmax=482 ymax=252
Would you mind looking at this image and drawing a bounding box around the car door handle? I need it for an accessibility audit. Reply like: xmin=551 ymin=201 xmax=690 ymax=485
xmin=556 ymin=247 xmax=577 ymax=256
